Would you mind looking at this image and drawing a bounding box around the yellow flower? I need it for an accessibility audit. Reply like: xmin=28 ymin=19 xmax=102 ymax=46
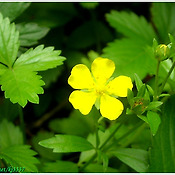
xmin=68 ymin=57 xmax=133 ymax=120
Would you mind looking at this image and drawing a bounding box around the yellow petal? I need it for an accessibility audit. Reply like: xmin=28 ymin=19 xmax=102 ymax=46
xmin=107 ymin=76 xmax=133 ymax=97
xmin=69 ymin=90 xmax=97 ymax=115
xmin=68 ymin=64 xmax=94 ymax=89
xmin=100 ymin=94 xmax=124 ymax=120
xmin=91 ymin=57 xmax=115 ymax=85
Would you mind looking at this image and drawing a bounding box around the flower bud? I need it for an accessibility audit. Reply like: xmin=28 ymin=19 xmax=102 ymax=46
xmin=155 ymin=44 xmax=170 ymax=61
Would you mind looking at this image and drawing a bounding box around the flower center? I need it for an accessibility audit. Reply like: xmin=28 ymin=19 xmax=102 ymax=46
xmin=94 ymin=83 xmax=107 ymax=96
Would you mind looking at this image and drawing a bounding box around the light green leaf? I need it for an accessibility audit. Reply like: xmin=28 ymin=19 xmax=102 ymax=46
xmin=147 ymin=111 xmax=161 ymax=136
xmin=106 ymin=10 xmax=156 ymax=44
xmin=16 ymin=23 xmax=49 ymax=47
xmin=146 ymin=101 xmax=163 ymax=111
xmin=102 ymin=39 xmax=156 ymax=80
xmin=14 ymin=45 xmax=66 ymax=71
xmin=134 ymin=73 xmax=143 ymax=91
xmin=0 ymin=2 xmax=30 ymax=21
xmin=0 ymin=64 xmax=8 ymax=75
xmin=113 ymin=148 xmax=149 ymax=172
xmin=0 ymin=145 xmax=39 ymax=172
xmin=149 ymin=95 xmax=175 ymax=172
xmin=0 ymin=119 xmax=23 ymax=150
xmin=0 ymin=13 xmax=19 ymax=67
xmin=151 ymin=3 xmax=175 ymax=42
xmin=137 ymin=84 xmax=146 ymax=97
xmin=39 ymin=134 xmax=94 ymax=153
xmin=0 ymin=68 xmax=45 ymax=107
xmin=41 ymin=160 xmax=78 ymax=173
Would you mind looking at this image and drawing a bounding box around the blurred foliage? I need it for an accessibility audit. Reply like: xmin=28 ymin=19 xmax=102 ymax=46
xmin=0 ymin=2 xmax=175 ymax=173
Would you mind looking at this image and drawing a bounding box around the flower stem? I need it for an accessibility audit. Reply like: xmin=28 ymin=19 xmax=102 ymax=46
xmin=154 ymin=59 xmax=160 ymax=101
xmin=159 ymin=61 xmax=175 ymax=95
xmin=18 ymin=105 xmax=26 ymax=143
xmin=78 ymin=117 xmax=126 ymax=172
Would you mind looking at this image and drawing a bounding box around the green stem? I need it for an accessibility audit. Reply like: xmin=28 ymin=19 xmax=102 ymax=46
xmin=78 ymin=117 xmax=126 ymax=172
xmin=159 ymin=61 xmax=175 ymax=95
xmin=154 ymin=60 xmax=160 ymax=101
xmin=18 ymin=105 xmax=26 ymax=143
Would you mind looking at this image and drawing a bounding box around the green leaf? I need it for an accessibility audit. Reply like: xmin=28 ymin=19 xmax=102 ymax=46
xmin=147 ymin=111 xmax=161 ymax=136
xmin=41 ymin=160 xmax=78 ymax=173
xmin=0 ymin=68 xmax=45 ymax=107
xmin=149 ymin=95 xmax=175 ymax=172
xmin=16 ymin=23 xmax=49 ymax=47
xmin=137 ymin=84 xmax=146 ymax=97
xmin=151 ymin=3 xmax=175 ymax=42
xmin=32 ymin=131 xmax=62 ymax=161
xmin=14 ymin=45 xmax=66 ymax=71
xmin=0 ymin=2 xmax=30 ymax=21
xmin=39 ymin=134 xmax=94 ymax=153
xmin=102 ymin=39 xmax=156 ymax=80
xmin=134 ymin=73 xmax=143 ymax=91
xmin=67 ymin=20 xmax=113 ymax=49
xmin=0 ymin=145 xmax=39 ymax=172
xmin=146 ymin=84 xmax=154 ymax=96
xmin=146 ymin=101 xmax=163 ymax=111
xmin=102 ymin=153 xmax=109 ymax=172
xmin=83 ymin=163 xmax=118 ymax=173
xmin=0 ymin=64 xmax=8 ymax=75
xmin=79 ymin=2 xmax=99 ymax=9
xmin=113 ymin=148 xmax=149 ymax=172
xmin=0 ymin=119 xmax=23 ymax=150
xmin=127 ymin=88 xmax=134 ymax=104
xmin=137 ymin=115 xmax=148 ymax=124
xmin=0 ymin=13 xmax=19 ymax=67
xmin=106 ymin=10 xmax=155 ymax=44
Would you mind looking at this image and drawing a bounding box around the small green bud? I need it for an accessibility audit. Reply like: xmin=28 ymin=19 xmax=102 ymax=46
xmin=155 ymin=44 xmax=170 ymax=61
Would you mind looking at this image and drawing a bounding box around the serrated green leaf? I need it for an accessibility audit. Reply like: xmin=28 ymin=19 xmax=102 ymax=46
xmin=146 ymin=101 xmax=163 ymax=111
xmin=113 ymin=148 xmax=149 ymax=172
xmin=147 ymin=111 xmax=161 ymax=136
xmin=0 ymin=2 xmax=30 ymax=21
xmin=134 ymin=73 xmax=143 ymax=91
xmin=14 ymin=45 xmax=66 ymax=71
xmin=102 ymin=39 xmax=156 ymax=80
xmin=149 ymin=95 xmax=175 ymax=172
xmin=151 ymin=3 xmax=175 ymax=42
xmin=16 ymin=23 xmax=49 ymax=47
xmin=0 ymin=119 xmax=23 ymax=150
xmin=0 ymin=145 xmax=39 ymax=172
xmin=106 ymin=10 xmax=155 ymax=44
xmin=0 ymin=68 xmax=45 ymax=107
xmin=41 ymin=160 xmax=78 ymax=173
xmin=39 ymin=134 xmax=94 ymax=153
xmin=0 ymin=13 xmax=19 ymax=67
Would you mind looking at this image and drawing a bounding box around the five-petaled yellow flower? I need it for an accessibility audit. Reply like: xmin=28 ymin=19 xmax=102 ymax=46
xmin=68 ymin=57 xmax=133 ymax=120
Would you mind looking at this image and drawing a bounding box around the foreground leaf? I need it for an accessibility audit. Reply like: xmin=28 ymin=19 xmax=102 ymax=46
xmin=0 ymin=13 xmax=19 ymax=67
xmin=14 ymin=45 xmax=66 ymax=71
xmin=0 ymin=68 xmax=45 ymax=107
xmin=149 ymin=95 xmax=175 ymax=172
xmin=113 ymin=148 xmax=149 ymax=172
xmin=0 ymin=145 xmax=39 ymax=172
xmin=0 ymin=119 xmax=23 ymax=150
xmin=39 ymin=134 xmax=94 ymax=153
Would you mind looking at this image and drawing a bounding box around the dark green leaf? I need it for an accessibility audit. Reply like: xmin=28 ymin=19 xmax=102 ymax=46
xmin=0 ymin=145 xmax=39 ymax=172
xmin=39 ymin=134 xmax=94 ymax=153
xmin=106 ymin=10 xmax=155 ymax=44
xmin=151 ymin=3 xmax=175 ymax=42
xmin=0 ymin=2 xmax=30 ymax=21
xmin=0 ymin=119 xmax=23 ymax=150
xmin=0 ymin=13 xmax=19 ymax=67
xmin=113 ymin=148 xmax=149 ymax=172
xmin=41 ymin=160 xmax=78 ymax=173
xmin=16 ymin=23 xmax=49 ymax=47
xmin=149 ymin=95 xmax=175 ymax=172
